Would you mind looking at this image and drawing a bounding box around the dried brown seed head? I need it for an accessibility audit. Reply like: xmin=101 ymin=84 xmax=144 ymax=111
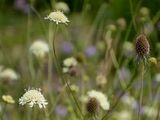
xmin=135 ymin=34 xmax=150 ymax=60
xmin=86 ymin=97 xmax=99 ymax=114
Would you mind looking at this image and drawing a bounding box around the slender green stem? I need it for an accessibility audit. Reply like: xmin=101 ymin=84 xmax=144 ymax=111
xmin=50 ymin=24 xmax=84 ymax=119
xmin=156 ymin=103 xmax=160 ymax=120
xmin=129 ymin=0 xmax=137 ymax=31
xmin=47 ymin=23 xmax=55 ymax=107
xmin=138 ymin=64 xmax=144 ymax=120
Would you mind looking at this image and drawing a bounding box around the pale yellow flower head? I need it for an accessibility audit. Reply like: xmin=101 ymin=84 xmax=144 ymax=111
xmin=45 ymin=11 xmax=69 ymax=25
xmin=0 ymin=68 xmax=19 ymax=81
xmin=70 ymin=84 xmax=79 ymax=93
xmin=96 ymin=74 xmax=107 ymax=87
xmin=140 ymin=7 xmax=150 ymax=16
xmin=2 ymin=95 xmax=15 ymax=104
xmin=143 ymin=106 xmax=158 ymax=118
xmin=148 ymin=57 xmax=157 ymax=65
xmin=55 ymin=2 xmax=70 ymax=13
xmin=29 ymin=40 xmax=49 ymax=59
xmin=19 ymin=89 xmax=48 ymax=108
xmin=63 ymin=57 xmax=78 ymax=67
xmin=114 ymin=110 xmax=132 ymax=120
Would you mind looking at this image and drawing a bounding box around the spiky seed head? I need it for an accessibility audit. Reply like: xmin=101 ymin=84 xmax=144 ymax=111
xmin=86 ymin=97 xmax=99 ymax=114
xmin=135 ymin=34 xmax=150 ymax=60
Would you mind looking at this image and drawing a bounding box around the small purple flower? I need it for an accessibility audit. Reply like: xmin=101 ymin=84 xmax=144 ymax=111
xmin=85 ymin=46 xmax=97 ymax=57
xmin=55 ymin=105 xmax=67 ymax=117
xmin=61 ymin=41 xmax=73 ymax=54
xmin=117 ymin=67 xmax=131 ymax=80
xmin=14 ymin=0 xmax=30 ymax=14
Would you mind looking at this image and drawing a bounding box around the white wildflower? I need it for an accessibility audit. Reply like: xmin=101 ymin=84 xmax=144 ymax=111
xmin=45 ymin=11 xmax=69 ymax=25
xmin=96 ymin=74 xmax=107 ymax=86
xmin=154 ymin=73 xmax=160 ymax=82
xmin=114 ymin=110 xmax=132 ymax=120
xmin=87 ymin=90 xmax=110 ymax=110
xmin=70 ymin=84 xmax=79 ymax=92
xmin=29 ymin=40 xmax=49 ymax=59
xmin=143 ymin=106 xmax=158 ymax=118
xmin=19 ymin=89 xmax=48 ymax=108
xmin=0 ymin=68 xmax=19 ymax=81
xmin=55 ymin=2 xmax=70 ymax=13
xmin=63 ymin=57 xmax=77 ymax=67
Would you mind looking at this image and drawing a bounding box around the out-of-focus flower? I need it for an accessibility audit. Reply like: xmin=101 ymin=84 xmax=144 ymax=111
xmin=19 ymin=89 xmax=48 ymax=108
xmin=63 ymin=57 xmax=78 ymax=68
xmin=148 ymin=57 xmax=157 ymax=65
xmin=45 ymin=11 xmax=69 ymax=25
xmin=123 ymin=41 xmax=134 ymax=58
xmin=135 ymin=34 xmax=150 ymax=61
xmin=14 ymin=0 xmax=30 ymax=14
xmin=143 ymin=22 xmax=154 ymax=35
xmin=87 ymin=90 xmax=110 ymax=110
xmin=117 ymin=67 xmax=131 ymax=81
xmin=139 ymin=7 xmax=150 ymax=17
xmin=154 ymin=73 xmax=160 ymax=82
xmin=96 ymin=74 xmax=107 ymax=87
xmin=55 ymin=105 xmax=67 ymax=117
xmin=70 ymin=84 xmax=79 ymax=93
xmin=114 ymin=110 xmax=132 ymax=120
xmin=143 ymin=106 xmax=158 ymax=118
xmin=80 ymin=95 xmax=88 ymax=103
xmin=2 ymin=95 xmax=15 ymax=104
xmin=29 ymin=40 xmax=49 ymax=59
xmin=60 ymin=41 xmax=73 ymax=54
xmin=117 ymin=18 xmax=126 ymax=30
xmin=121 ymin=93 xmax=137 ymax=109
xmin=63 ymin=57 xmax=79 ymax=76
xmin=0 ymin=68 xmax=19 ymax=81
xmin=55 ymin=2 xmax=70 ymax=13
xmin=85 ymin=46 xmax=97 ymax=57
xmin=107 ymin=24 xmax=116 ymax=32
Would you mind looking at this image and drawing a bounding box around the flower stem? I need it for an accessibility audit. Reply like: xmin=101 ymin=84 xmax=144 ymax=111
xmin=138 ymin=63 xmax=144 ymax=120
xmin=51 ymin=24 xmax=84 ymax=119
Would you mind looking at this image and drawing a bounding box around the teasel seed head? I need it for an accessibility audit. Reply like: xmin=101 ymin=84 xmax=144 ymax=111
xmin=86 ymin=97 xmax=99 ymax=114
xmin=135 ymin=34 xmax=150 ymax=61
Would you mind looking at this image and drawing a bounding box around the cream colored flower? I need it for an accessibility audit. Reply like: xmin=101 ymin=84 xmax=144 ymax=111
xmin=2 ymin=95 xmax=15 ymax=104
xmin=55 ymin=2 xmax=70 ymax=13
xmin=29 ymin=40 xmax=49 ymax=59
xmin=140 ymin=7 xmax=150 ymax=16
xmin=45 ymin=11 xmax=69 ymax=25
xmin=148 ymin=57 xmax=157 ymax=65
xmin=63 ymin=57 xmax=77 ymax=67
xmin=114 ymin=110 xmax=132 ymax=120
xmin=87 ymin=90 xmax=110 ymax=110
xmin=96 ymin=74 xmax=107 ymax=86
xmin=154 ymin=73 xmax=160 ymax=82
xmin=0 ymin=68 xmax=19 ymax=81
xmin=143 ymin=106 xmax=158 ymax=118
xmin=70 ymin=84 xmax=79 ymax=92
xmin=117 ymin=18 xmax=126 ymax=30
xmin=19 ymin=89 xmax=48 ymax=108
